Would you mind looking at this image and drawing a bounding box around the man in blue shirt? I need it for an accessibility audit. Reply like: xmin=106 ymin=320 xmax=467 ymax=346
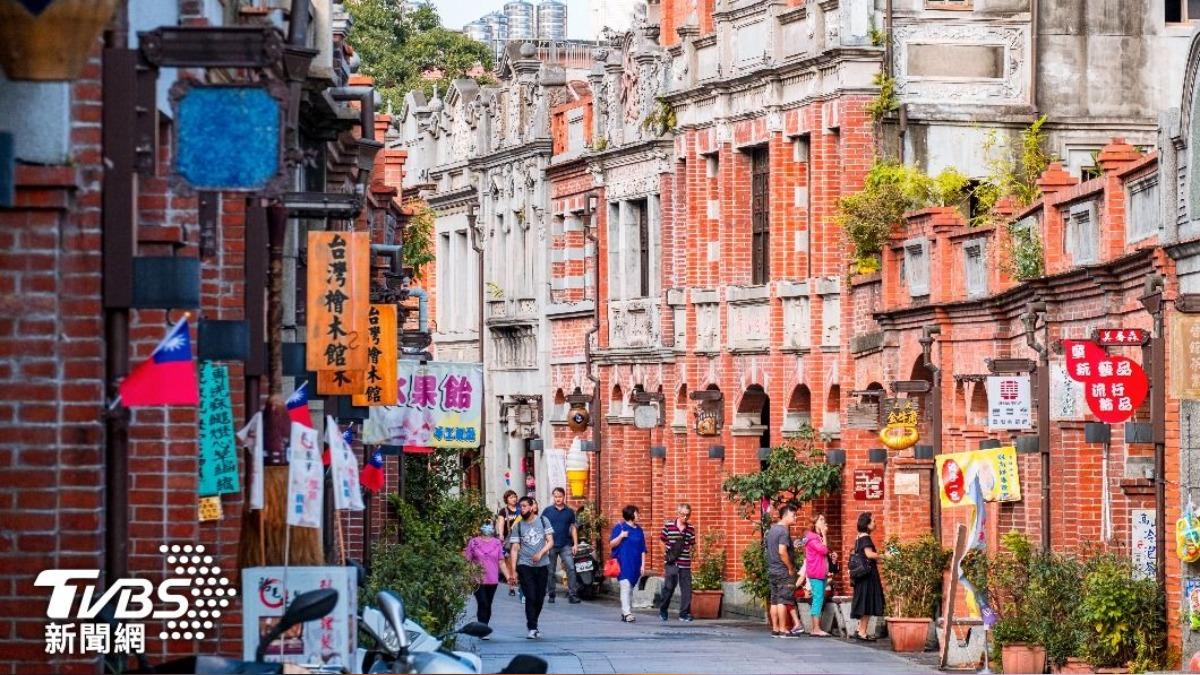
xmin=542 ymin=487 xmax=580 ymax=604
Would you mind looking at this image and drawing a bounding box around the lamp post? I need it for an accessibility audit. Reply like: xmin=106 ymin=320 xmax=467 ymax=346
xmin=468 ymin=202 xmax=486 ymax=493
xmin=1139 ymin=273 xmax=1166 ymax=590
xmin=1022 ymin=301 xmax=1051 ymax=551
xmin=919 ymin=325 xmax=942 ymax=539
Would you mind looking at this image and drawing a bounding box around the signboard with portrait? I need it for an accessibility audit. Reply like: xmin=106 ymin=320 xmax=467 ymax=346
xmin=242 ymin=566 xmax=356 ymax=668
xmin=935 ymin=446 xmax=1021 ymax=508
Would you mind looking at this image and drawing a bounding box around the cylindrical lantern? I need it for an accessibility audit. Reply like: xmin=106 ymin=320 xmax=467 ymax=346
xmin=565 ymin=443 xmax=588 ymax=498
xmin=0 ymin=0 xmax=120 ymax=81
xmin=567 ymin=403 xmax=590 ymax=432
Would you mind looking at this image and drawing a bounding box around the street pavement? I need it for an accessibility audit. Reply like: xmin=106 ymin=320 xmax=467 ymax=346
xmin=463 ymin=588 xmax=941 ymax=674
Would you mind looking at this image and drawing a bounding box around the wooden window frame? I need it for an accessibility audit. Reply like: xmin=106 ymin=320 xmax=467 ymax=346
xmin=750 ymin=146 xmax=770 ymax=285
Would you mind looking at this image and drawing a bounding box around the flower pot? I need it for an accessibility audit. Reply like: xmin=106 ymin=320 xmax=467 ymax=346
xmin=1051 ymin=658 xmax=1094 ymax=674
xmin=0 ymin=0 xmax=120 ymax=80
xmin=885 ymin=617 xmax=930 ymax=652
xmin=1001 ymin=643 xmax=1047 ymax=674
xmin=1094 ymin=668 xmax=1128 ymax=674
xmin=690 ymin=589 xmax=722 ymax=619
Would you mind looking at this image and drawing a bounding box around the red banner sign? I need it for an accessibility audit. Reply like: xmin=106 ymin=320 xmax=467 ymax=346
xmin=1062 ymin=339 xmax=1149 ymax=424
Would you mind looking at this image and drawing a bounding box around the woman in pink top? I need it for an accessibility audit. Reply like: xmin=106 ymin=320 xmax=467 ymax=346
xmin=804 ymin=514 xmax=835 ymax=637
xmin=465 ymin=522 xmax=505 ymax=631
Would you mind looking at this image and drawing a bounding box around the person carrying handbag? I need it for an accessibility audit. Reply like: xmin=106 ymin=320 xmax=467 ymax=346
xmin=609 ymin=504 xmax=647 ymax=622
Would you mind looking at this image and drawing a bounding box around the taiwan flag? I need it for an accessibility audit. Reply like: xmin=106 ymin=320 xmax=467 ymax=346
xmin=118 ymin=317 xmax=199 ymax=406
xmin=360 ymin=448 xmax=386 ymax=492
xmin=286 ymin=381 xmax=314 ymax=428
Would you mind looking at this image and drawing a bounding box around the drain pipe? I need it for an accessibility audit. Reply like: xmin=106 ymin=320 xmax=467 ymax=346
xmin=468 ymin=204 xmax=486 ymax=494
xmin=403 ymin=284 xmax=429 ymax=333
xmin=329 ymin=86 xmax=377 ymax=141
xmin=1023 ymin=302 xmax=1051 ymax=551
xmin=582 ymin=192 xmax=603 ymax=524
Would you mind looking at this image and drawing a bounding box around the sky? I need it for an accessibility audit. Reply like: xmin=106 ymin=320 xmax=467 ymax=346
xmin=430 ymin=0 xmax=593 ymax=40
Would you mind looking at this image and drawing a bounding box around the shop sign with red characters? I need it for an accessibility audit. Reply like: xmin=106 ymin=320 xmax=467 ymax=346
xmin=1062 ymin=337 xmax=1149 ymax=424
xmin=853 ymin=468 xmax=884 ymax=501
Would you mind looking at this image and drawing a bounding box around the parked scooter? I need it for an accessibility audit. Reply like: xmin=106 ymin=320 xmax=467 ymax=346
xmin=572 ymin=542 xmax=602 ymax=600
xmin=365 ymin=590 xmax=548 ymax=675
xmin=127 ymin=588 xmax=340 ymax=674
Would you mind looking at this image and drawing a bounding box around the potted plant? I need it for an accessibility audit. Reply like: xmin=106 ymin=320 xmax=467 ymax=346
xmin=880 ymin=535 xmax=950 ymax=652
xmin=1028 ymin=552 xmax=1086 ymax=673
xmin=1078 ymin=554 xmax=1166 ymax=674
xmin=690 ymin=532 xmax=726 ymax=619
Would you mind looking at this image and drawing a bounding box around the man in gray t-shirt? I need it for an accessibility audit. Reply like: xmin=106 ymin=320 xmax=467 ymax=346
xmin=765 ymin=505 xmax=802 ymax=638
xmin=509 ymin=497 xmax=554 ymax=638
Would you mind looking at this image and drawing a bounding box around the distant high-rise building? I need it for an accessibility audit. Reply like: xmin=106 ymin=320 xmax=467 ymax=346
xmin=536 ymin=0 xmax=567 ymax=41
xmin=589 ymin=0 xmax=643 ymax=40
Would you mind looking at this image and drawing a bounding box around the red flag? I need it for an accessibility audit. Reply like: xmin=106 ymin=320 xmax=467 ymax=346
xmin=360 ymin=449 xmax=385 ymax=492
xmin=118 ymin=317 xmax=199 ymax=406
xmin=286 ymin=381 xmax=314 ymax=428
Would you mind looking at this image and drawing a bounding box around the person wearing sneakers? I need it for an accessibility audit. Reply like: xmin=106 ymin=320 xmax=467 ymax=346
xmin=766 ymin=504 xmax=805 ymax=639
xmin=803 ymin=514 xmax=834 ymax=637
xmin=543 ymin=487 xmax=581 ymax=604
xmin=658 ymin=503 xmax=697 ymax=622
xmin=509 ymin=496 xmax=554 ymax=639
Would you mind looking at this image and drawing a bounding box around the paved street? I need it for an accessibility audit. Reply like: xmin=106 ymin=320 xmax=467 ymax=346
xmin=464 ymin=590 xmax=939 ymax=674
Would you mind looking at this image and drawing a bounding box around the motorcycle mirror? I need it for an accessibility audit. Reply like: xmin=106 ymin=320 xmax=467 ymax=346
xmin=255 ymin=588 xmax=339 ymax=661
xmin=377 ymin=590 xmax=411 ymax=651
xmin=455 ymin=622 xmax=493 ymax=639
xmin=501 ymin=655 xmax=549 ymax=674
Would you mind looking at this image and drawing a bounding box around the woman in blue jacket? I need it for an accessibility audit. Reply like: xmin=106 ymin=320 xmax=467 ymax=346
xmin=609 ymin=504 xmax=647 ymax=622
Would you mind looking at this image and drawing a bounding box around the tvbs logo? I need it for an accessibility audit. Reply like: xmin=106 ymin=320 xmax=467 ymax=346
xmin=35 ymin=544 xmax=237 ymax=655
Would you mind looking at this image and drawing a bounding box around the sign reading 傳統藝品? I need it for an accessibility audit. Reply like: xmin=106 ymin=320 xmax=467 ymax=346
xmin=362 ymin=361 xmax=484 ymax=449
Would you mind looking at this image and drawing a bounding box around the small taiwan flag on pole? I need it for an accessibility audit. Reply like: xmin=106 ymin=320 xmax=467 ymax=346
xmin=286 ymin=380 xmax=314 ymax=428
xmin=117 ymin=316 xmax=199 ymax=407
xmin=360 ymin=448 xmax=386 ymax=492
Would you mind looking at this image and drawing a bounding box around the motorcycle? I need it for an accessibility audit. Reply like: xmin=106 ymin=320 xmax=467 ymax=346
xmin=127 ymin=588 xmax=341 ymax=674
xmin=364 ymin=590 xmax=548 ymax=675
xmin=357 ymin=606 xmax=485 ymax=674
xmin=572 ymin=542 xmax=601 ymax=600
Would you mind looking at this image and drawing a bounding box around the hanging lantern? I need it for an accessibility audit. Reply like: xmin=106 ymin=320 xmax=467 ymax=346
xmin=567 ymin=403 xmax=590 ymax=432
xmin=878 ymin=400 xmax=919 ymax=451
xmin=0 ymin=0 xmax=120 ymax=81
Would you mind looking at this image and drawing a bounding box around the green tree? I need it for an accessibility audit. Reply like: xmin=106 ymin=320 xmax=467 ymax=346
xmin=345 ymin=0 xmax=494 ymax=109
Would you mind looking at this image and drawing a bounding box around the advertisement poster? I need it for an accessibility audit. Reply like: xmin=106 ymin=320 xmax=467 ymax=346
xmin=1132 ymin=508 xmax=1157 ymax=581
xmin=986 ymin=375 xmax=1032 ymax=430
xmin=546 ymin=448 xmax=568 ymax=494
xmin=936 ymin=446 xmax=1021 ymax=508
xmin=362 ymin=361 xmax=484 ymax=448
xmin=1050 ymin=360 xmax=1086 ymax=421
xmin=286 ymin=423 xmax=323 ymax=529
xmin=242 ymin=566 xmax=356 ymax=668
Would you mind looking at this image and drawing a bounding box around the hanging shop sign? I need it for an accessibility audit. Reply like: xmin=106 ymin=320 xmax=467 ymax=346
xmin=567 ymin=404 xmax=590 ymax=432
xmin=878 ymin=399 xmax=920 ymax=451
xmin=1170 ymin=314 xmax=1200 ymax=399
xmin=936 ymin=446 xmax=1021 ymax=508
xmin=1091 ymin=328 xmax=1150 ymax=347
xmin=170 ymin=81 xmax=288 ymax=194
xmin=853 ymin=468 xmax=885 ymax=501
xmin=985 ymin=375 xmax=1033 ymax=431
xmin=307 ymin=231 xmax=369 ymax=377
xmin=361 ymin=361 xmax=484 ymax=449
xmin=198 ymin=362 xmax=240 ymax=497
xmin=352 ymin=304 xmax=399 ymax=407
xmin=1062 ymin=339 xmax=1150 ymax=425
xmin=242 ymin=566 xmax=356 ymax=669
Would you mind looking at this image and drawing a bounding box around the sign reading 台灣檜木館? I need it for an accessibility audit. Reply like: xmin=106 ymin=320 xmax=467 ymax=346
xmin=306 ymin=232 xmax=369 ymax=382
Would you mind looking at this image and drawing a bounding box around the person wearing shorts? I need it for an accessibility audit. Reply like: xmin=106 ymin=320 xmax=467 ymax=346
xmin=765 ymin=504 xmax=804 ymax=638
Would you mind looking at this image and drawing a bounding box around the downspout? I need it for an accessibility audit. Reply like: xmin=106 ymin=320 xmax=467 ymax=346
xmin=470 ymin=205 xmax=486 ymax=495
xmin=1029 ymin=0 xmax=1039 ymax=112
xmin=1024 ymin=302 xmax=1051 ymax=551
xmin=583 ymin=194 xmax=603 ymax=524
xmin=920 ymin=326 xmax=942 ymax=540
xmin=329 ymin=86 xmax=377 ymax=141
xmin=402 ymin=285 xmax=429 ymax=333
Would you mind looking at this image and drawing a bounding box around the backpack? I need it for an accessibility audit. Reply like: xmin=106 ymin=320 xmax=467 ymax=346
xmin=848 ymin=540 xmax=871 ymax=581
xmin=516 ymin=516 xmax=552 ymax=547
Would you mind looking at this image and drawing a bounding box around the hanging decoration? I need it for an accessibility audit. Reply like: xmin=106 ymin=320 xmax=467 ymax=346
xmin=878 ymin=399 xmax=919 ymax=451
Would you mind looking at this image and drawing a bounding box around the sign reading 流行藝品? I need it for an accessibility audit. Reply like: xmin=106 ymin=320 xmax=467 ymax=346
xmin=1062 ymin=338 xmax=1149 ymax=424
xmin=985 ymin=375 xmax=1032 ymax=430
xmin=198 ymin=362 xmax=240 ymax=497
xmin=361 ymin=361 xmax=484 ymax=449
xmin=352 ymin=304 xmax=399 ymax=407
xmin=306 ymin=231 xmax=368 ymax=378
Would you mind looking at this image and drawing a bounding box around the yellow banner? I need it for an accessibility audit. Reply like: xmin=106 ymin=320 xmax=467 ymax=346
xmin=353 ymin=304 xmax=399 ymax=406
xmin=306 ymin=231 xmax=369 ymax=373
xmin=936 ymin=446 xmax=1021 ymax=508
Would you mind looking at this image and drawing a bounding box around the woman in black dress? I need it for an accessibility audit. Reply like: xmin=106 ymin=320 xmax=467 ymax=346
xmin=850 ymin=512 xmax=885 ymax=641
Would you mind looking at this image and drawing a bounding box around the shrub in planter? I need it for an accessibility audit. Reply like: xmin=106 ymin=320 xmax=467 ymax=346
xmin=1078 ymin=554 xmax=1165 ymax=672
xmin=1028 ymin=552 xmax=1085 ymax=671
xmin=881 ymin=535 xmax=950 ymax=652
xmin=740 ymin=540 xmax=770 ymax=617
xmin=690 ymin=532 xmax=726 ymax=619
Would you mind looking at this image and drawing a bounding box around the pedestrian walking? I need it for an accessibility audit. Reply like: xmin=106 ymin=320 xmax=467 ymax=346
xmin=849 ymin=512 xmax=885 ymax=641
xmin=609 ymin=504 xmax=647 ymax=623
xmin=464 ymin=522 xmax=504 ymax=635
xmin=766 ymin=504 xmax=805 ymax=638
xmin=543 ymin=487 xmax=581 ymax=604
xmin=496 ymin=490 xmax=521 ymax=598
xmin=509 ymin=496 xmax=555 ymax=639
xmin=658 ymin=503 xmax=696 ymax=622
xmin=803 ymin=514 xmax=834 ymax=637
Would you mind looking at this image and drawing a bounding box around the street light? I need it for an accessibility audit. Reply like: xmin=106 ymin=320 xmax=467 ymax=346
xmin=1022 ymin=301 xmax=1050 ymax=551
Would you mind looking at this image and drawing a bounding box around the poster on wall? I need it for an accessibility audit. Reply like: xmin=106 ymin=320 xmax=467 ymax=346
xmin=1170 ymin=314 xmax=1200 ymax=399
xmin=1131 ymin=508 xmax=1157 ymax=581
xmin=362 ymin=361 xmax=484 ymax=448
xmin=1049 ymin=360 xmax=1086 ymax=421
xmin=242 ymin=566 xmax=356 ymax=668
xmin=986 ymin=375 xmax=1033 ymax=430
xmin=546 ymin=448 xmax=568 ymax=494
xmin=936 ymin=446 xmax=1021 ymax=508
xmin=853 ymin=468 xmax=884 ymax=501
